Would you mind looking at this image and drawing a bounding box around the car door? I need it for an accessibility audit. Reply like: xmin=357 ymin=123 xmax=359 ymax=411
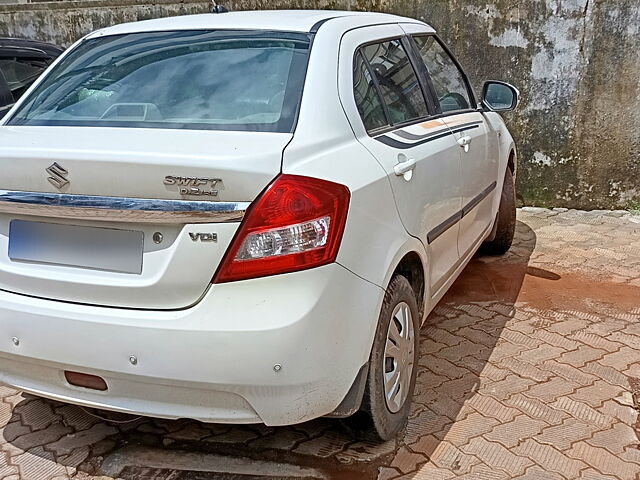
xmin=340 ymin=25 xmax=463 ymax=292
xmin=409 ymin=34 xmax=497 ymax=258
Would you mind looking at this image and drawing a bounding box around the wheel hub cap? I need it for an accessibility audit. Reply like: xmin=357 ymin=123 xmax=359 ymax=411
xmin=383 ymin=302 xmax=415 ymax=413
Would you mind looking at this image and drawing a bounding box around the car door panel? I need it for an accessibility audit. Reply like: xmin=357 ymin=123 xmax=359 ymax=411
xmin=369 ymin=119 xmax=462 ymax=290
xmin=410 ymin=34 xmax=497 ymax=258
xmin=339 ymin=25 xmax=463 ymax=292
xmin=441 ymin=112 xmax=496 ymax=255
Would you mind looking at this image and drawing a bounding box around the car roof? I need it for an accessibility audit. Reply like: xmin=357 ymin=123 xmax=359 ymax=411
xmin=0 ymin=37 xmax=64 ymax=58
xmin=88 ymin=10 xmax=431 ymax=37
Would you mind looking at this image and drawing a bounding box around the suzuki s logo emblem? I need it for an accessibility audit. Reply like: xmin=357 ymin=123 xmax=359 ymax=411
xmin=46 ymin=162 xmax=70 ymax=189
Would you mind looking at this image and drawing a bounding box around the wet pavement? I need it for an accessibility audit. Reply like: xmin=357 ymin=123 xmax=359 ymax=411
xmin=1 ymin=208 xmax=640 ymax=480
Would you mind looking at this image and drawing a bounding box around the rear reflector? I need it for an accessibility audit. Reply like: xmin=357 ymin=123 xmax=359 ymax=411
xmin=64 ymin=371 xmax=108 ymax=391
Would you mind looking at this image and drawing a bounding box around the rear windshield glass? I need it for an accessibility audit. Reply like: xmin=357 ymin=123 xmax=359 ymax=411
xmin=7 ymin=30 xmax=311 ymax=132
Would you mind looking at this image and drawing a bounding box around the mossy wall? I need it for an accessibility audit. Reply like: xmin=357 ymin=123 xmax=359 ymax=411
xmin=1 ymin=0 xmax=638 ymax=209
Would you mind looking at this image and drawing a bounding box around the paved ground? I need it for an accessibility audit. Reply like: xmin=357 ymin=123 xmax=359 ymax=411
xmin=1 ymin=208 xmax=640 ymax=480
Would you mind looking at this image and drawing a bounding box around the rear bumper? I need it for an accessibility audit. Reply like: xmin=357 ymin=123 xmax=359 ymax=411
xmin=0 ymin=263 xmax=383 ymax=425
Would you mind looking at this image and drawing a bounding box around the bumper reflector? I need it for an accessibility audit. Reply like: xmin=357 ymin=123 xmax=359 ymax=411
xmin=64 ymin=371 xmax=108 ymax=391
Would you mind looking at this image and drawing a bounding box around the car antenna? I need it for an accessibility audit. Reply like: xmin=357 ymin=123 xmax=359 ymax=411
xmin=211 ymin=1 xmax=228 ymax=13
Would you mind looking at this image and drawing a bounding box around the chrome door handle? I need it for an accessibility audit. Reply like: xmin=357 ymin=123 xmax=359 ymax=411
xmin=457 ymin=135 xmax=472 ymax=153
xmin=394 ymin=158 xmax=416 ymax=176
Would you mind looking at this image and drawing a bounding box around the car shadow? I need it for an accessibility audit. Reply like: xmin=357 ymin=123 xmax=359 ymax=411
xmin=398 ymin=219 xmax=543 ymax=469
xmin=2 ymin=220 xmax=546 ymax=480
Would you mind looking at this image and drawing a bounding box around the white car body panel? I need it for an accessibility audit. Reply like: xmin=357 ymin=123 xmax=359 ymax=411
xmin=0 ymin=263 xmax=383 ymax=425
xmin=282 ymin=18 xmax=427 ymax=298
xmin=0 ymin=127 xmax=291 ymax=201
xmin=0 ymin=128 xmax=290 ymax=309
xmin=0 ymin=11 xmax=517 ymax=425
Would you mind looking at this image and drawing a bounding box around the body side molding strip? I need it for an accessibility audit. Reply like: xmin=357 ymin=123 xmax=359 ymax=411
xmin=0 ymin=190 xmax=249 ymax=224
xmin=426 ymin=181 xmax=497 ymax=244
xmin=427 ymin=211 xmax=462 ymax=244
xmin=462 ymin=181 xmax=497 ymax=217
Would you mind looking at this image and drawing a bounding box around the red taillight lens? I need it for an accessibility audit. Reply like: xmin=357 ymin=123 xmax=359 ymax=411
xmin=213 ymin=174 xmax=350 ymax=283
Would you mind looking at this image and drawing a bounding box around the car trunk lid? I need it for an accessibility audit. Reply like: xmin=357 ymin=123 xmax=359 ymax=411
xmin=0 ymin=126 xmax=290 ymax=309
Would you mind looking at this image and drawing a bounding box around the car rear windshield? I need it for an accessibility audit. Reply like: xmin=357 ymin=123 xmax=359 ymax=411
xmin=7 ymin=30 xmax=311 ymax=132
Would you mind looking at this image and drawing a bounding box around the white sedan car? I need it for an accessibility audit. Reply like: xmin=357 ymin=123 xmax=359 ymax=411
xmin=0 ymin=10 xmax=518 ymax=439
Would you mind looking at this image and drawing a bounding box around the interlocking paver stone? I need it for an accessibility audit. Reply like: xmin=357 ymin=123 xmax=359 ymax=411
xmin=536 ymin=418 xmax=599 ymax=451
xmin=461 ymin=437 xmax=532 ymax=476
xmin=496 ymin=359 xmax=550 ymax=384
xmin=513 ymin=465 xmax=565 ymax=480
xmin=390 ymin=447 xmax=426 ymax=475
xmin=427 ymin=440 xmax=480 ymax=474
xmin=583 ymin=361 xmax=629 ymax=388
xmin=505 ymin=394 xmax=568 ymax=426
xmin=550 ymin=396 xmax=612 ymax=427
xmin=484 ymin=415 xmax=547 ymax=448
xmin=558 ymin=345 xmax=609 ymax=369
xmin=467 ymin=394 xmax=520 ymax=423
xmin=436 ymin=412 xmax=498 ymax=447
xmin=522 ymin=376 xmax=578 ymax=403
xmin=0 ymin=208 xmax=638 ymax=479
xmin=587 ymin=422 xmax=639 ymax=454
xmin=570 ymin=380 xmax=626 ymax=408
xmin=567 ymin=441 xmax=639 ymax=479
xmin=513 ymin=439 xmax=588 ymax=478
xmin=543 ymin=359 xmax=599 ymax=386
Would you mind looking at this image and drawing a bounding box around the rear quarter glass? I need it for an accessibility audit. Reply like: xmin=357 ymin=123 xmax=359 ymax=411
xmin=6 ymin=30 xmax=311 ymax=133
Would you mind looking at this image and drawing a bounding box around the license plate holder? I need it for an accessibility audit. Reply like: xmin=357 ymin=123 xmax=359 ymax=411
xmin=8 ymin=220 xmax=144 ymax=274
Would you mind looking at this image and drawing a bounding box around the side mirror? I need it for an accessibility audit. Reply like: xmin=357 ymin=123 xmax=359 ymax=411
xmin=481 ymin=81 xmax=519 ymax=112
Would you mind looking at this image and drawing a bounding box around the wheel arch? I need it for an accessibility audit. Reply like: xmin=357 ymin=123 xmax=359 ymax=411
xmin=507 ymin=148 xmax=517 ymax=177
xmin=389 ymin=250 xmax=428 ymax=320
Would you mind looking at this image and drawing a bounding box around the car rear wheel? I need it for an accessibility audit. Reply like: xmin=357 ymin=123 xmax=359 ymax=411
xmin=359 ymin=274 xmax=419 ymax=440
xmin=481 ymin=167 xmax=516 ymax=255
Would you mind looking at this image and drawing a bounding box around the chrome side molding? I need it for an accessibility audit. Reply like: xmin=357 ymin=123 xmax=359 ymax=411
xmin=0 ymin=190 xmax=249 ymax=224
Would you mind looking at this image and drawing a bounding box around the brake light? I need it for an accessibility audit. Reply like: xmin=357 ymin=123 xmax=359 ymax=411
xmin=213 ymin=174 xmax=350 ymax=283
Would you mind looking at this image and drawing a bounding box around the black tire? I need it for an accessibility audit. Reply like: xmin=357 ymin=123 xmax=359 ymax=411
xmin=481 ymin=167 xmax=516 ymax=255
xmin=359 ymin=275 xmax=419 ymax=441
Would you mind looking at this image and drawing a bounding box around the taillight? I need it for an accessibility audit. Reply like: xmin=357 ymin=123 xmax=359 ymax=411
xmin=213 ymin=174 xmax=350 ymax=283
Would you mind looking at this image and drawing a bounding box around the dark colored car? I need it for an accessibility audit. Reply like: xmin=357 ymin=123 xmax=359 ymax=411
xmin=0 ymin=37 xmax=64 ymax=118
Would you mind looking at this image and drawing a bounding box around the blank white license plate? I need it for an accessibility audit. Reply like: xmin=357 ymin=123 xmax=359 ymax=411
xmin=8 ymin=220 xmax=144 ymax=274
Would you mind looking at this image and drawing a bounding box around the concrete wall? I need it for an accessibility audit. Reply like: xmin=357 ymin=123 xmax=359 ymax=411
xmin=0 ymin=0 xmax=638 ymax=209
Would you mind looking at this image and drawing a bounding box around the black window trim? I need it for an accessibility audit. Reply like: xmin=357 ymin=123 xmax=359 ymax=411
xmin=408 ymin=33 xmax=479 ymax=118
xmin=400 ymin=35 xmax=438 ymax=115
xmin=353 ymin=34 xmax=437 ymax=137
xmin=358 ymin=49 xmax=392 ymax=130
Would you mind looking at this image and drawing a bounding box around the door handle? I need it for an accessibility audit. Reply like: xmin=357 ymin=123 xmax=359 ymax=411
xmin=394 ymin=157 xmax=416 ymax=176
xmin=457 ymin=135 xmax=472 ymax=153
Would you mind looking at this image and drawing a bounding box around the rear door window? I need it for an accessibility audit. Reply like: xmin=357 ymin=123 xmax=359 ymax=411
xmin=412 ymin=35 xmax=472 ymax=113
xmin=353 ymin=51 xmax=389 ymax=132
xmin=359 ymin=39 xmax=428 ymax=126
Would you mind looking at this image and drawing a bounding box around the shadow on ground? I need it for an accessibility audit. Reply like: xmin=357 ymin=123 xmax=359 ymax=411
xmin=4 ymin=221 xmax=542 ymax=479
